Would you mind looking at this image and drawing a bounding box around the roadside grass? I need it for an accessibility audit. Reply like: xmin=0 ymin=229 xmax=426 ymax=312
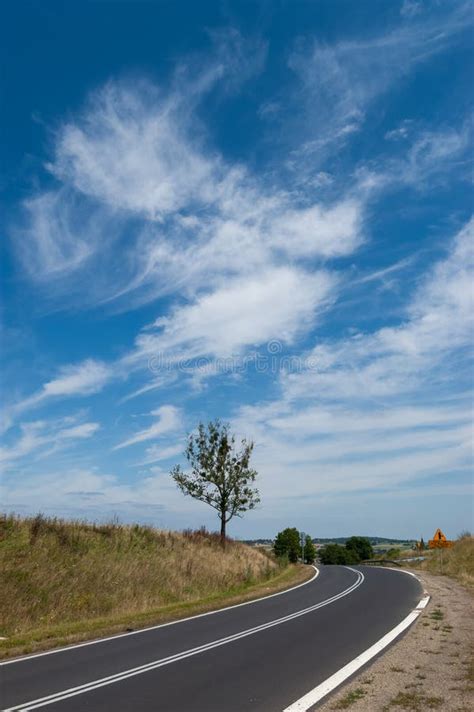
xmin=331 ymin=688 xmax=366 ymax=709
xmin=408 ymin=535 xmax=474 ymax=589
xmin=0 ymin=514 xmax=311 ymax=658
xmin=384 ymin=691 xmax=444 ymax=710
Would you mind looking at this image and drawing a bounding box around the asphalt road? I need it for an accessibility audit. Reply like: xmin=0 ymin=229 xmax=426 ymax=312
xmin=1 ymin=566 xmax=422 ymax=711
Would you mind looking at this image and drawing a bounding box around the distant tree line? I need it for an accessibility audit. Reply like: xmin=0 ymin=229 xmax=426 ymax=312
xmin=273 ymin=527 xmax=316 ymax=564
xmin=318 ymin=536 xmax=373 ymax=565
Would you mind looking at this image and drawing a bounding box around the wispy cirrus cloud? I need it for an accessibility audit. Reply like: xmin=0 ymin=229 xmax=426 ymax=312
xmin=0 ymin=416 xmax=100 ymax=467
xmin=284 ymin=217 xmax=474 ymax=402
xmin=132 ymin=267 xmax=336 ymax=362
xmin=227 ymin=217 xmax=473 ymax=505
xmin=4 ymin=4 xmax=472 ymax=540
xmin=16 ymin=69 xmax=366 ymax=311
xmin=286 ymin=1 xmax=471 ymax=168
xmin=113 ymin=405 xmax=181 ymax=450
xmin=2 ymin=359 xmax=112 ymax=434
xmin=16 ymin=359 xmax=111 ymax=411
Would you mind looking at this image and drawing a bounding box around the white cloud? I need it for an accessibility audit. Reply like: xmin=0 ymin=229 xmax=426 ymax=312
xmin=0 ymin=465 xmax=191 ymax=522
xmin=49 ymin=81 xmax=220 ymax=221
xmin=0 ymin=417 xmax=100 ymax=466
xmin=270 ymin=200 xmax=362 ymax=258
xmin=41 ymin=359 xmax=111 ymax=398
xmin=385 ymin=120 xmax=413 ymax=141
xmin=137 ymin=443 xmax=184 ymax=465
xmin=287 ymin=4 xmax=470 ymax=161
xmin=15 ymin=75 xmax=365 ymax=312
xmin=132 ymin=267 xmax=336 ymax=360
xmin=18 ymin=190 xmax=95 ymax=278
xmin=224 ymin=218 xmax=473 ymax=504
xmin=2 ymin=360 xmax=113 ymax=436
xmin=230 ymin=397 xmax=471 ymax=502
xmin=403 ymin=127 xmax=470 ymax=185
xmin=13 ymin=359 xmax=112 ymax=416
xmin=285 ymin=218 xmax=474 ymax=401
xmin=113 ymin=405 xmax=181 ymax=450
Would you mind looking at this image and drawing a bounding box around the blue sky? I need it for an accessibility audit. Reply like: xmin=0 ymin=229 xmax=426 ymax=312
xmin=1 ymin=0 xmax=472 ymax=540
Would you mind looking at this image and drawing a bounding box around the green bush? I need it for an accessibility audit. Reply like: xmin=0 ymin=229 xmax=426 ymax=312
xmin=319 ymin=536 xmax=374 ymax=565
xmin=345 ymin=536 xmax=374 ymax=561
xmin=319 ymin=544 xmax=359 ymax=565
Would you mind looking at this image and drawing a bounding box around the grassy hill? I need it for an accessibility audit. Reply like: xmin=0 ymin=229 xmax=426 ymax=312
xmin=0 ymin=514 xmax=306 ymax=657
xmin=411 ymin=534 xmax=474 ymax=588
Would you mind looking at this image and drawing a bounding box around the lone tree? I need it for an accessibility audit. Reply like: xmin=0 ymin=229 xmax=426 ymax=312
xmin=171 ymin=420 xmax=260 ymax=547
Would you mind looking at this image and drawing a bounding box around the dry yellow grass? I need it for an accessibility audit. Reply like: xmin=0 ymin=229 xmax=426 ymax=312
xmin=0 ymin=514 xmax=282 ymax=642
xmin=409 ymin=534 xmax=474 ymax=589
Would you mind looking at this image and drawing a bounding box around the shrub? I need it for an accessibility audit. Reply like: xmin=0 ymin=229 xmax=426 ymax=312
xmin=319 ymin=544 xmax=359 ymax=565
xmin=345 ymin=536 xmax=373 ymax=561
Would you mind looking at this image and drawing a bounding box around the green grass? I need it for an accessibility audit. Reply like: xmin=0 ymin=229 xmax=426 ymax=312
xmin=386 ymin=691 xmax=444 ymax=710
xmin=331 ymin=688 xmax=367 ymax=709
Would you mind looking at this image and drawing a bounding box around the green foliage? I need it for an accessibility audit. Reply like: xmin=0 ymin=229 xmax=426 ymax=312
xmin=332 ymin=688 xmax=367 ymax=709
xmin=171 ymin=420 xmax=260 ymax=544
xmin=274 ymin=527 xmax=301 ymax=563
xmin=304 ymin=534 xmax=316 ymax=564
xmin=319 ymin=543 xmax=359 ymax=565
xmin=345 ymin=536 xmax=374 ymax=561
xmin=319 ymin=536 xmax=374 ymax=565
xmin=273 ymin=530 xmax=316 ymax=564
xmin=386 ymin=547 xmax=402 ymax=559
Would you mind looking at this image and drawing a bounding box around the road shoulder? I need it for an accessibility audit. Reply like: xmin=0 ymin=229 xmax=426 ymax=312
xmin=315 ymin=572 xmax=473 ymax=712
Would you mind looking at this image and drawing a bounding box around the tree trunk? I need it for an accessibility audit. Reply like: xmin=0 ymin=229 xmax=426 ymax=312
xmin=220 ymin=517 xmax=226 ymax=549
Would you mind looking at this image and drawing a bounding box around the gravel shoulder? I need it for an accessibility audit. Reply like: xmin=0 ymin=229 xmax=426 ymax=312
xmin=316 ymin=571 xmax=473 ymax=712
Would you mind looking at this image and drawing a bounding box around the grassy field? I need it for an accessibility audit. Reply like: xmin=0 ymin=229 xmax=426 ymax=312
xmin=0 ymin=514 xmax=308 ymax=657
xmin=408 ymin=534 xmax=474 ymax=588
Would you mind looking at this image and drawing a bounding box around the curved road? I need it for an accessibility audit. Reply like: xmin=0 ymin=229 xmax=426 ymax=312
xmin=1 ymin=566 xmax=423 ymax=711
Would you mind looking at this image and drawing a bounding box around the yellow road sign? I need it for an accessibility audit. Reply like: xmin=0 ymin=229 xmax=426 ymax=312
xmin=428 ymin=528 xmax=453 ymax=549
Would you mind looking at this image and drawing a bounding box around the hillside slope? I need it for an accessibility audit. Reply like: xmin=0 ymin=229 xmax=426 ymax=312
xmin=0 ymin=514 xmax=298 ymax=655
xmin=415 ymin=534 xmax=474 ymax=588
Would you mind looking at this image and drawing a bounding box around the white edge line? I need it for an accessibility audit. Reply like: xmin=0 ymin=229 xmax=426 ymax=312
xmin=0 ymin=566 xmax=319 ymax=666
xmin=282 ymin=590 xmax=430 ymax=712
xmin=3 ymin=569 xmax=365 ymax=711
xmin=383 ymin=567 xmax=420 ymax=580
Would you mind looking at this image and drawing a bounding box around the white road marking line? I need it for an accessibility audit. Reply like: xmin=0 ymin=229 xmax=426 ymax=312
xmin=1 ymin=566 xmax=320 ymax=667
xmin=416 ymin=596 xmax=430 ymax=609
xmin=384 ymin=567 xmax=421 ymax=580
xmin=3 ymin=570 xmax=364 ymax=711
xmin=282 ymin=591 xmax=431 ymax=712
